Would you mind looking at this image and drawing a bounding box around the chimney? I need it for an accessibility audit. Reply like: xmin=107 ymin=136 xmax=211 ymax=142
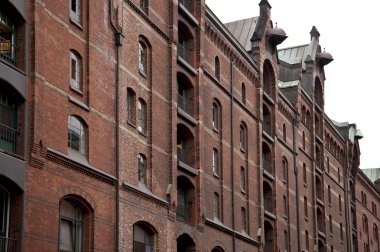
xmin=259 ymin=0 xmax=272 ymax=18
xmin=310 ymin=26 xmax=320 ymax=41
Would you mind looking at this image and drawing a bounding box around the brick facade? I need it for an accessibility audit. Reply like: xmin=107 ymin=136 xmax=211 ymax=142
xmin=0 ymin=0 xmax=378 ymax=251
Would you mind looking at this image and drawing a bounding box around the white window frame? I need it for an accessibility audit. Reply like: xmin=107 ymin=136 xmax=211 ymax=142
xmin=70 ymin=52 xmax=81 ymax=90
xmin=70 ymin=0 xmax=81 ymax=22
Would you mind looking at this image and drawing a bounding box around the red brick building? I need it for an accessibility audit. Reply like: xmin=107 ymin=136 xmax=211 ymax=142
xmin=0 ymin=0 xmax=378 ymax=251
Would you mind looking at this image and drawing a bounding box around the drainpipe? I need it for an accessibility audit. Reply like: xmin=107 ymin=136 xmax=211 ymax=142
xmin=230 ymin=57 xmax=236 ymax=252
xmin=109 ymin=1 xmax=123 ymax=251
xmin=293 ymin=117 xmax=301 ymax=252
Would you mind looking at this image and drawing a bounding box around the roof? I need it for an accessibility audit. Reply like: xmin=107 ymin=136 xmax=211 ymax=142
xmin=224 ymin=17 xmax=258 ymax=51
xmin=278 ymin=44 xmax=309 ymax=66
xmin=362 ymin=168 xmax=380 ymax=183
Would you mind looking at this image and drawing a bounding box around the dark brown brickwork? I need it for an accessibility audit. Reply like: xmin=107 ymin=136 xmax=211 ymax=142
xmin=0 ymin=0 xmax=378 ymax=251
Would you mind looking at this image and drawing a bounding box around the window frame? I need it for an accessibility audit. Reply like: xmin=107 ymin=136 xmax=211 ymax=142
xmin=127 ymin=88 xmax=136 ymax=125
xmin=138 ymin=41 xmax=147 ymax=76
xmin=59 ymin=199 xmax=84 ymax=252
xmin=70 ymin=0 xmax=81 ymax=23
xmin=70 ymin=51 xmax=82 ymax=91
xmin=213 ymin=192 xmax=220 ymax=220
xmin=240 ymin=166 xmax=246 ymax=193
xmin=133 ymin=224 xmax=153 ymax=252
xmin=68 ymin=115 xmax=87 ymax=157
xmin=212 ymin=148 xmax=220 ymax=176
xmin=239 ymin=123 xmax=246 ymax=152
xmin=137 ymin=99 xmax=147 ymax=134
xmin=212 ymin=102 xmax=219 ymax=131
xmin=138 ymin=154 xmax=147 ymax=185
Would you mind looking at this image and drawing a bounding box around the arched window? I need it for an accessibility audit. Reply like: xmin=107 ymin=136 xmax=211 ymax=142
xmin=242 ymin=82 xmax=246 ymax=105
xmin=302 ymin=131 xmax=306 ymax=150
xmin=212 ymin=148 xmax=219 ymax=176
xmin=363 ymin=215 xmax=368 ymax=233
xmin=305 ymin=230 xmax=309 ymax=251
xmin=283 ymin=195 xmax=288 ymax=218
xmin=282 ymin=158 xmax=288 ymax=183
xmin=304 ymin=196 xmax=308 ymax=218
xmin=137 ymin=99 xmax=147 ymax=134
xmin=239 ymin=123 xmax=246 ymax=152
xmin=241 ymin=207 xmax=247 ymax=232
xmin=70 ymin=51 xmax=82 ymax=90
xmin=240 ymin=166 xmax=246 ymax=192
xmin=0 ymin=185 xmax=9 ymax=248
xmin=138 ymin=41 xmax=147 ymax=75
xmin=138 ymin=154 xmax=147 ymax=185
xmin=213 ymin=192 xmax=220 ymax=220
xmin=374 ymin=224 xmax=379 ymax=242
xmin=282 ymin=124 xmax=286 ymax=142
xmin=59 ymin=199 xmax=84 ymax=252
xmin=215 ymin=56 xmax=220 ymax=81
xmin=133 ymin=223 xmax=153 ymax=252
xmin=306 ymin=110 xmax=311 ymax=128
xmin=212 ymin=102 xmax=220 ymax=131
xmin=127 ymin=88 xmax=136 ymax=124
xmin=68 ymin=115 xmax=87 ymax=156
xmin=70 ymin=0 xmax=81 ymax=22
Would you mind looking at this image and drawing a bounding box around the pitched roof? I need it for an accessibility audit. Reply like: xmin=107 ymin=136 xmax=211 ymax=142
xmin=224 ymin=17 xmax=258 ymax=51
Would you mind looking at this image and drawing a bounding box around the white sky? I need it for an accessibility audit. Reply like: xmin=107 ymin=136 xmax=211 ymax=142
xmin=206 ymin=0 xmax=380 ymax=169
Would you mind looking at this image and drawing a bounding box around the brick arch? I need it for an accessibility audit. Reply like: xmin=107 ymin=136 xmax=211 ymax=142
xmin=56 ymin=186 xmax=97 ymax=210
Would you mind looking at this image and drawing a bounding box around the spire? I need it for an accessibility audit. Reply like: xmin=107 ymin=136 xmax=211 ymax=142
xmin=310 ymin=26 xmax=320 ymax=41
xmin=259 ymin=0 xmax=271 ymax=18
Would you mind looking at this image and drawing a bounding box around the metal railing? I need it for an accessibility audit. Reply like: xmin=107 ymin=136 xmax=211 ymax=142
xmin=176 ymin=202 xmax=192 ymax=223
xmin=177 ymin=93 xmax=192 ymax=115
xmin=177 ymin=148 xmax=191 ymax=166
xmin=177 ymin=43 xmax=191 ymax=64
xmin=0 ymin=236 xmax=17 ymax=252
xmin=0 ymin=37 xmax=18 ymax=66
xmin=0 ymin=123 xmax=18 ymax=153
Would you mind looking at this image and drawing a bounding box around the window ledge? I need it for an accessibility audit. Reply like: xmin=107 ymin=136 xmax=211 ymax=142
xmin=177 ymin=107 xmax=198 ymax=126
xmin=178 ymin=160 xmax=198 ymax=176
xmin=213 ymin=127 xmax=219 ymax=134
xmin=177 ymin=56 xmax=197 ymax=76
xmin=139 ymin=69 xmax=148 ymax=79
xmin=262 ymin=131 xmax=274 ymax=143
xmin=70 ymin=17 xmax=83 ymax=30
xmin=264 ymin=210 xmax=276 ymax=220
xmin=213 ymin=172 xmax=220 ymax=179
xmin=127 ymin=119 xmax=136 ymax=128
xmin=178 ymin=4 xmax=199 ymax=26
xmin=70 ymin=85 xmax=83 ymax=95
xmin=263 ymin=169 xmax=275 ymax=181
xmin=123 ymin=181 xmax=169 ymax=205
xmin=138 ymin=129 xmax=147 ymax=138
xmin=69 ymin=95 xmax=90 ymax=111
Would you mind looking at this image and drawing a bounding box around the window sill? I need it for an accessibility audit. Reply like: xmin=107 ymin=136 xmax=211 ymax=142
xmin=283 ymin=179 xmax=287 ymax=184
xmin=240 ymin=147 xmax=246 ymax=153
xmin=70 ymin=85 xmax=83 ymax=96
xmin=70 ymin=17 xmax=83 ymax=30
xmin=305 ymin=217 xmax=308 ymax=221
xmin=304 ymin=182 xmax=307 ymax=188
xmin=139 ymin=69 xmax=147 ymax=79
xmin=138 ymin=129 xmax=147 ymax=138
xmin=213 ymin=127 xmax=219 ymax=134
xmin=69 ymin=95 xmax=90 ymax=111
xmin=127 ymin=119 xmax=136 ymax=128
xmin=241 ymin=189 xmax=246 ymax=195
xmin=213 ymin=172 xmax=220 ymax=179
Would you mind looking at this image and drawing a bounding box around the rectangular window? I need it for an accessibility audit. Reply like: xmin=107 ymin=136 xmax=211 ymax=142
xmin=138 ymin=154 xmax=146 ymax=184
xmin=70 ymin=52 xmax=81 ymax=90
xmin=304 ymin=197 xmax=308 ymax=218
xmin=303 ymin=164 xmax=307 ymax=185
xmin=241 ymin=207 xmax=247 ymax=232
xmin=329 ymin=215 xmax=333 ymax=235
xmin=240 ymin=167 xmax=246 ymax=192
xmin=214 ymin=193 xmax=220 ymax=220
xmin=305 ymin=230 xmax=309 ymax=251
xmin=340 ymin=223 xmax=343 ymax=241
xmin=137 ymin=100 xmax=146 ymax=133
xmin=127 ymin=89 xmax=136 ymax=124
xmin=328 ymin=185 xmax=331 ymax=205
xmin=283 ymin=196 xmax=288 ymax=218
xmin=339 ymin=195 xmax=342 ymax=213
xmin=70 ymin=0 xmax=80 ymax=22
xmin=212 ymin=149 xmax=219 ymax=176
xmin=284 ymin=230 xmax=288 ymax=252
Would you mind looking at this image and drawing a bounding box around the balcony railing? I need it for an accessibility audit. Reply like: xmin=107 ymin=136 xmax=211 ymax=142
xmin=0 ymin=37 xmax=18 ymax=66
xmin=177 ymin=148 xmax=193 ymax=167
xmin=177 ymin=93 xmax=192 ymax=115
xmin=176 ymin=202 xmax=192 ymax=223
xmin=0 ymin=236 xmax=18 ymax=252
xmin=0 ymin=123 xmax=18 ymax=153
xmin=177 ymin=43 xmax=191 ymax=64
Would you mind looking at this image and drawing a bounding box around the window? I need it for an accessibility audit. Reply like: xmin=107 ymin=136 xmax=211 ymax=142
xmin=282 ymin=158 xmax=288 ymax=183
xmin=303 ymin=163 xmax=307 ymax=185
xmin=363 ymin=215 xmax=368 ymax=233
xmin=241 ymin=207 xmax=247 ymax=232
xmin=137 ymin=99 xmax=146 ymax=134
xmin=329 ymin=215 xmax=333 ymax=235
xmin=284 ymin=230 xmax=289 ymax=252
xmin=339 ymin=195 xmax=342 ymax=213
xmin=127 ymin=88 xmax=136 ymax=124
xmin=138 ymin=41 xmax=147 ymax=75
xmin=240 ymin=123 xmax=246 ymax=151
xmin=242 ymin=83 xmax=246 ymax=105
xmin=140 ymin=0 xmax=149 ymax=14
xmin=304 ymin=197 xmax=308 ymax=218
xmin=138 ymin=154 xmax=147 ymax=185
xmin=305 ymin=230 xmax=309 ymax=251
xmin=282 ymin=124 xmax=286 ymax=142
xmin=68 ymin=116 xmax=87 ymax=156
xmin=338 ymin=167 xmax=341 ymax=183
xmin=326 ymin=157 xmax=330 ymax=173
xmin=215 ymin=56 xmax=220 ymax=81
xmin=283 ymin=195 xmax=288 ymax=218
xmin=374 ymin=224 xmax=379 ymax=242
xmin=302 ymin=131 xmax=306 ymax=150
xmin=70 ymin=51 xmax=81 ymax=90
xmin=0 ymin=90 xmax=19 ymax=153
xmin=240 ymin=167 xmax=246 ymax=192
xmin=212 ymin=148 xmax=219 ymax=176
xmin=340 ymin=223 xmax=343 ymax=241
xmin=0 ymin=186 xmax=9 ymax=251
xmin=328 ymin=185 xmax=331 ymax=205
xmin=212 ymin=102 xmax=219 ymax=131
xmin=59 ymin=199 xmax=84 ymax=252
xmin=70 ymin=0 xmax=81 ymax=22
xmin=133 ymin=224 xmax=153 ymax=252
xmin=214 ymin=193 xmax=220 ymax=220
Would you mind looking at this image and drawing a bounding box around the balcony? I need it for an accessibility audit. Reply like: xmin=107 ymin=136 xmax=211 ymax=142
xmin=0 ymin=123 xmax=18 ymax=154
xmin=0 ymin=37 xmax=18 ymax=66
xmin=176 ymin=202 xmax=193 ymax=223
xmin=177 ymin=93 xmax=192 ymax=115
xmin=177 ymin=43 xmax=191 ymax=64
xmin=0 ymin=236 xmax=18 ymax=252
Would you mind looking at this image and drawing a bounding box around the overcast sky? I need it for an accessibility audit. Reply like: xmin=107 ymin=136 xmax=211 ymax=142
xmin=206 ymin=0 xmax=380 ymax=169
